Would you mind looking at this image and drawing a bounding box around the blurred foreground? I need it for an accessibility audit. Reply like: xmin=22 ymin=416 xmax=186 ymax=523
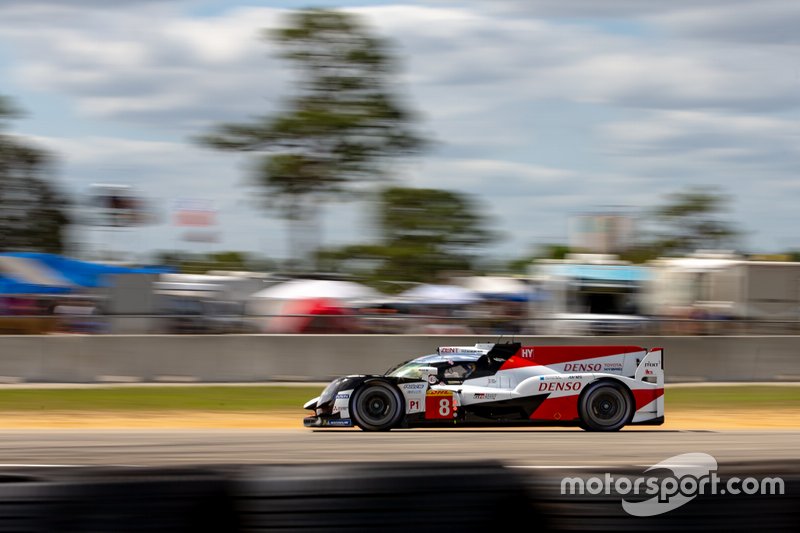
xmin=0 ymin=461 xmax=797 ymax=532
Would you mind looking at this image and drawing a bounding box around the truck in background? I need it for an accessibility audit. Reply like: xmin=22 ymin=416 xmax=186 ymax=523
xmin=529 ymin=254 xmax=649 ymax=335
xmin=643 ymin=253 xmax=800 ymax=334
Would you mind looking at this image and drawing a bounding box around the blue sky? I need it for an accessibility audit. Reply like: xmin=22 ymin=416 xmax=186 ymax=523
xmin=2 ymin=0 xmax=800 ymax=261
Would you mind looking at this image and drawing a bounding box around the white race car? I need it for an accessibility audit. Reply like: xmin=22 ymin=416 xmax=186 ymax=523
xmin=304 ymin=342 xmax=664 ymax=431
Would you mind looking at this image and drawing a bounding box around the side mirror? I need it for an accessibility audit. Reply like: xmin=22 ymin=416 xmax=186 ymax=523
xmin=418 ymin=366 xmax=439 ymax=385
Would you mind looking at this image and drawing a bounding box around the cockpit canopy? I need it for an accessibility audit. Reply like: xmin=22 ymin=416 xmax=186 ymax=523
xmin=387 ymin=353 xmax=479 ymax=382
xmin=386 ymin=342 xmax=521 ymax=384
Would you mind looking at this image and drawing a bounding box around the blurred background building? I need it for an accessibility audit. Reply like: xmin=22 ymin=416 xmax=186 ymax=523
xmin=569 ymin=214 xmax=635 ymax=255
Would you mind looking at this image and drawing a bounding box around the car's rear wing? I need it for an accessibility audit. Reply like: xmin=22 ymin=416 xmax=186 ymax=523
xmin=437 ymin=344 xmax=494 ymax=355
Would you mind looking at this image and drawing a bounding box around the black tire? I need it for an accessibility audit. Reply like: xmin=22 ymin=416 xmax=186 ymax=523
xmin=350 ymin=380 xmax=405 ymax=431
xmin=578 ymin=381 xmax=632 ymax=432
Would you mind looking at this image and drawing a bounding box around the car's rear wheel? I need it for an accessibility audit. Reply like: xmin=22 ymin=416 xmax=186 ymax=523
xmin=350 ymin=380 xmax=404 ymax=431
xmin=578 ymin=381 xmax=632 ymax=432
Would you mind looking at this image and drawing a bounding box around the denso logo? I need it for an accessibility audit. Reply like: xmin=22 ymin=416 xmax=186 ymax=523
xmin=521 ymin=348 xmax=535 ymax=358
xmin=539 ymin=381 xmax=583 ymax=392
xmin=563 ymin=363 xmax=601 ymax=372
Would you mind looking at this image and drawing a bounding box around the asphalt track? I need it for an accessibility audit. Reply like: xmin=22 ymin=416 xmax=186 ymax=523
xmin=0 ymin=429 xmax=797 ymax=467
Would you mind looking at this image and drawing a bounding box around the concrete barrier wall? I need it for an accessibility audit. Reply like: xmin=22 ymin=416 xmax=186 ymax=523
xmin=0 ymin=335 xmax=798 ymax=383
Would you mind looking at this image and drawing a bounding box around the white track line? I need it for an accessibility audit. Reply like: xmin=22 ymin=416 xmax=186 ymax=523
xmin=0 ymin=464 xmax=85 ymax=468
xmin=509 ymin=465 xmax=619 ymax=469
xmin=0 ymin=464 xmax=144 ymax=468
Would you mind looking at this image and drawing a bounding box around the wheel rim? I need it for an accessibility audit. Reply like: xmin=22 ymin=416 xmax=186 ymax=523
xmin=357 ymin=387 xmax=396 ymax=426
xmin=588 ymin=388 xmax=627 ymax=427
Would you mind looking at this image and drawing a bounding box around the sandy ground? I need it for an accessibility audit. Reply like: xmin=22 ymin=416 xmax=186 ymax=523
xmin=0 ymin=409 xmax=797 ymax=431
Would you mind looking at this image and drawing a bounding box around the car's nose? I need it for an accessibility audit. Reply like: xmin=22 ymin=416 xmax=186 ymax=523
xmin=303 ymin=396 xmax=320 ymax=410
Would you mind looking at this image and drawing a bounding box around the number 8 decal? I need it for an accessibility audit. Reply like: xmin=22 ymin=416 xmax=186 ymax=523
xmin=425 ymin=390 xmax=454 ymax=420
xmin=438 ymin=398 xmax=451 ymax=417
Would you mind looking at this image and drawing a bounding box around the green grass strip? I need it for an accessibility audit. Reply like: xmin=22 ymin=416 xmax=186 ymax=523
xmin=0 ymin=385 xmax=796 ymax=412
xmin=666 ymin=386 xmax=800 ymax=410
xmin=0 ymin=386 xmax=323 ymax=412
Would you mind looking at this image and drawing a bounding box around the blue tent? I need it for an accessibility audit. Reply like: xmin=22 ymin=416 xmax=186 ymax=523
xmin=0 ymin=275 xmax=72 ymax=295
xmin=0 ymin=252 xmax=171 ymax=294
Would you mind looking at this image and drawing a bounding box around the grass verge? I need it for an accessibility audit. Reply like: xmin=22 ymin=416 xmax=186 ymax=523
xmin=0 ymin=385 xmax=796 ymax=413
xmin=666 ymin=385 xmax=800 ymax=410
xmin=0 ymin=386 xmax=323 ymax=412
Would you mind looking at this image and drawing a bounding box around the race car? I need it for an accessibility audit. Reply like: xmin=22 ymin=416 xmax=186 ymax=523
xmin=303 ymin=342 xmax=664 ymax=431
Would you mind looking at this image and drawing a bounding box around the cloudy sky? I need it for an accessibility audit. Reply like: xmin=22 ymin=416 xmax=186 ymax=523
xmin=2 ymin=0 xmax=799 ymax=261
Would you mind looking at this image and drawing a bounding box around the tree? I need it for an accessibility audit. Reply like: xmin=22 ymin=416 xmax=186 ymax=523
xmin=650 ymin=186 xmax=740 ymax=256
xmin=197 ymin=9 xmax=425 ymax=269
xmin=152 ymin=250 xmax=276 ymax=274
xmin=0 ymin=96 xmax=70 ymax=253
xmin=317 ymin=187 xmax=493 ymax=287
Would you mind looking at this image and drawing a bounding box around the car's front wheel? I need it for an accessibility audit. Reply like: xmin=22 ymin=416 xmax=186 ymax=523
xmin=350 ymin=380 xmax=404 ymax=431
xmin=578 ymin=381 xmax=632 ymax=432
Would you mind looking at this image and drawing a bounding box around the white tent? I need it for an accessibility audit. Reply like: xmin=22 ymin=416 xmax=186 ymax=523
xmin=250 ymin=279 xmax=380 ymax=301
xmin=247 ymin=279 xmax=382 ymax=331
xmin=401 ymin=284 xmax=482 ymax=305
xmin=458 ymin=276 xmax=529 ymax=298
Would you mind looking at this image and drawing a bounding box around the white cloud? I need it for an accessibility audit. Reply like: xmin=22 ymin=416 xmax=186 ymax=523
xmin=602 ymin=111 xmax=800 ymax=171
xmin=650 ymin=0 xmax=800 ymax=44
xmin=4 ymin=2 xmax=798 ymax=126
xmin=2 ymin=1 xmax=800 ymax=256
xmin=359 ymin=5 xmax=800 ymax=115
xmin=598 ymin=110 xmax=800 ymax=249
xmin=0 ymin=4 xmax=287 ymax=131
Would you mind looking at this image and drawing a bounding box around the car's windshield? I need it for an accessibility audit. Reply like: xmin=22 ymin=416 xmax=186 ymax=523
xmin=386 ymin=358 xmax=477 ymax=383
xmin=386 ymin=361 xmax=429 ymax=379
